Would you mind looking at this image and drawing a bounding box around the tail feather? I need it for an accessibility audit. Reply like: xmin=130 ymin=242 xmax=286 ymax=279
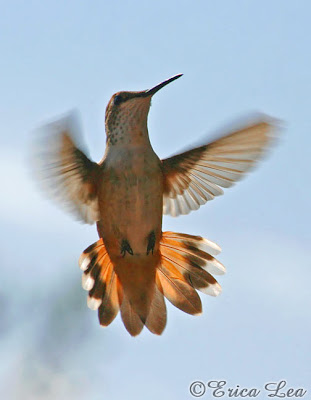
xmin=87 ymin=255 xmax=109 ymax=305
xmin=114 ymin=259 xmax=156 ymax=325
xmin=78 ymin=231 xmax=224 ymax=336
xmin=157 ymin=231 xmax=223 ymax=309
xmin=157 ymin=258 xmax=202 ymax=315
xmin=79 ymin=239 xmax=121 ymax=326
xmin=98 ymin=268 xmax=120 ymax=327
xmin=161 ymin=244 xmax=225 ymax=276
xmin=160 ymin=239 xmax=222 ymax=296
xmin=120 ymin=295 xmax=144 ymax=337
xmin=79 ymin=240 xmax=105 ymax=272
xmin=145 ymin=285 xmax=167 ymax=335
xmin=162 ymin=231 xmax=222 ymax=257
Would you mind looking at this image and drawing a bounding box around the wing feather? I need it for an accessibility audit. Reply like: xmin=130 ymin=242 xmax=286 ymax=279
xmin=162 ymin=119 xmax=277 ymax=216
xmin=32 ymin=112 xmax=101 ymax=224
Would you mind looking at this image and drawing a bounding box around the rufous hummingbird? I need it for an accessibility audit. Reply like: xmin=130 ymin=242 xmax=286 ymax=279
xmin=34 ymin=74 xmax=276 ymax=336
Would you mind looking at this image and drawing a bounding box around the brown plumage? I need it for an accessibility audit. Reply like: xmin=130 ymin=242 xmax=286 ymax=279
xmin=33 ymin=74 xmax=277 ymax=336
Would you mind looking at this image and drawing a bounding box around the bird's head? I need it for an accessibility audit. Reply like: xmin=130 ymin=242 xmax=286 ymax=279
xmin=105 ymin=74 xmax=182 ymax=145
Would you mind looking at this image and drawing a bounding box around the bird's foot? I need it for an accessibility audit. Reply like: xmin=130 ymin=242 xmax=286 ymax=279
xmin=121 ymin=239 xmax=133 ymax=257
xmin=146 ymin=231 xmax=156 ymax=255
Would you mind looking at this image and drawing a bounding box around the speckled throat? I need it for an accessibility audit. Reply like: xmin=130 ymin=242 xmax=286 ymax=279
xmin=105 ymin=96 xmax=152 ymax=146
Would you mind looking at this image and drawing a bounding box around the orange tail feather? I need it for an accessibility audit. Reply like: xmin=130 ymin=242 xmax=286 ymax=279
xmin=120 ymin=295 xmax=144 ymax=337
xmin=78 ymin=232 xmax=224 ymax=336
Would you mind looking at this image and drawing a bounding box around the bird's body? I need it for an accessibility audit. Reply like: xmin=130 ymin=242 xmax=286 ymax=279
xmin=97 ymin=143 xmax=163 ymax=321
xmin=98 ymin=143 xmax=163 ymax=257
xmin=35 ymin=74 xmax=276 ymax=335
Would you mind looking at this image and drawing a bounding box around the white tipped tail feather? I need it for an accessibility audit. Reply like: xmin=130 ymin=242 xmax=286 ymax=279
xmin=78 ymin=231 xmax=224 ymax=336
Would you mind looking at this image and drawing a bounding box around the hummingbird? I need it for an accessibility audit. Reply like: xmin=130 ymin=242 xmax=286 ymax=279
xmin=34 ymin=74 xmax=276 ymax=336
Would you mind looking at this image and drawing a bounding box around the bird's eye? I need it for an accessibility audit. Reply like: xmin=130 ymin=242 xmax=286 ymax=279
xmin=114 ymin=95 xmax=123 ymax=106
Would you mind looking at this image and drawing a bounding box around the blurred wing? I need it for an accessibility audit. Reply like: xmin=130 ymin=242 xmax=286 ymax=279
xmin=32 ymin=112 xmax=101 ymax=224
xmin=161 ymin=120 xmax=276 ymax=217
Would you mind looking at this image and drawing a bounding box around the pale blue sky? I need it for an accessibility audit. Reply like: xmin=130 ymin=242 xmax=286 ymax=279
xmin=1 ymin=1 xmax=310 ymax=399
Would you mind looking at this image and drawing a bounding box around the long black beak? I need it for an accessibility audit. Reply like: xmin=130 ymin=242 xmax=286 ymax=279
xmin=144 ymin=74 xmax=183 ymax=97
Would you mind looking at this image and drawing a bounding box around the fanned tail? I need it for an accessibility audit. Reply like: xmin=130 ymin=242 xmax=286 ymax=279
xmin=78 ymin=231 xmax=224 ymax=336
xmin=157 ymin=231 xmax=225 ymax=314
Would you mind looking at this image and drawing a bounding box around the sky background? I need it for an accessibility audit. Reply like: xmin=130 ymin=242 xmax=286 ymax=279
xmin=1 ymin=1 xmax=311 ymax=399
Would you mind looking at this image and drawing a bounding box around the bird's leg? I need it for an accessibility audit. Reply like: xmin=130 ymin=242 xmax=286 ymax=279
xmin=146 ymin=230 xmax=156 ymax=255
xmin=120 ymin=239 xmax=133 ymax=257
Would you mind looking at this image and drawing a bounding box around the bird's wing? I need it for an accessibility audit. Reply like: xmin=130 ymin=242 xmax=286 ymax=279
xmin=32 ymin=112 xmax=101 ymax=224
xmin=161 ymin=119 xmax=277 ymax=217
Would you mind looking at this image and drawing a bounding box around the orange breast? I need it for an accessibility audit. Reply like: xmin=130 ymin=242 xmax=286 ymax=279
xmin=97 ymin=146 xmax=163 ymax=259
